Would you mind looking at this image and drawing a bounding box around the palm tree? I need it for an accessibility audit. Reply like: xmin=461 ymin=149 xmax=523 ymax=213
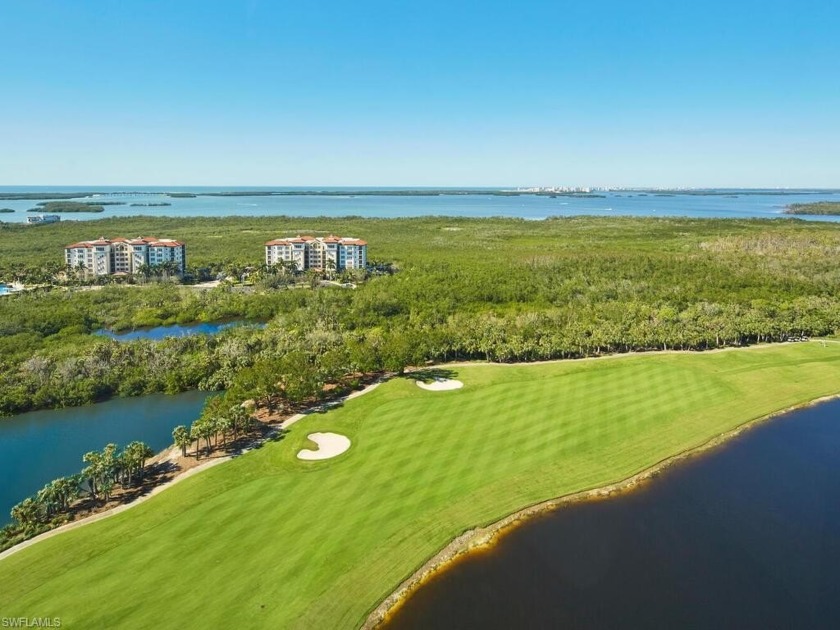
xmin=190 ymin=423 xmax=204 ymax=459
xmin=55 ymin=475 xmax=81 ymax=511
xmin=11 ymin=498 xmax=42 ymax=532
xmin=228 ymin=405 xmax=250 ymax=442
xmin=82 ymin=450 xmax=104 ymax=499
xmin=136 ymin=263 xmax=152 ymax=282
xmin=305 ymin=269 xmax=322 ymax=289
xmin=75 ymin=261 xmax=88 ymax=283
xmin=275 ymin=259 xmax=298 ymax=281
xmin=160 ymin=260 xmax=180 ymax=281
xmin=36 ymin=482 xmax=62 ymax=518
xmin=37 ymin=476 xmax=79 ymax=516
xmin=172 ymin=425 xmax=191 ymax=457
xmin=99 ymin=478 xmax=115 ymax=503
xmin=123 ymin=441 xmax=154 ymax=484
xmin=202 ymin=421 xmax=216 ymax=454
xmin=215 ymin=415 xmax=233 ymax=448
xmin=191 ymin=419 xmax=215 ymax=457
xmin=223 ymin=263 xmax=242 ymax=283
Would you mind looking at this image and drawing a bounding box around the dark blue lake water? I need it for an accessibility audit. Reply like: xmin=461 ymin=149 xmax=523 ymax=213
xmin=386 ymin=398 xmax=840 ymax=629
xmin=0 ymin=391 xmax=212 ymax=524
xmin=1 ymin=186 xmax=838 ymax=222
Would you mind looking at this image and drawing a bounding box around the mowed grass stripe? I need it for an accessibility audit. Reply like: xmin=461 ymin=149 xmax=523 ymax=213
xmin=2 ymin=344 xmax=840 ymax=629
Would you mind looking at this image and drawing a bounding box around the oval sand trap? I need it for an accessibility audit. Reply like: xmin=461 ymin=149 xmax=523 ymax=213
xmin=297 ymin=432 xmax=351 ymax=461
xmin=416 ymin=378 xmax=464 ymax=391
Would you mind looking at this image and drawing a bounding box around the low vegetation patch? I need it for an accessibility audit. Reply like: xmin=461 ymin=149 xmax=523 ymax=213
xmin=785 ymin=201 xmax=840 ymax=215
xmin=27 ymin=201 xmax=105 ymax=213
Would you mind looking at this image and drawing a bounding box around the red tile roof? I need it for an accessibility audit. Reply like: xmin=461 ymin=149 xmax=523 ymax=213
xmin=65 ymin=236 xmax=184 ymax=248
xmin=266 ymin=235 xmax=368 ymax=247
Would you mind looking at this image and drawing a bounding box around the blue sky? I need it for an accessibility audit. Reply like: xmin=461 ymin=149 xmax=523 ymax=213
xmin=1 ymin=0 xmax=838 ymax=187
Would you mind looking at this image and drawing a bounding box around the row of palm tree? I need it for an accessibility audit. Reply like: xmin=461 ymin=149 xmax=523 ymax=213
xmin=6 ymin=441 xmax=155 ymax=540
xmin=240 ymin=259 xmax=371 ymax=289
xmin=82 ymin=441 xmax=154 ymax=501
xmin=173 ymin=399 xmax=256 ymax=459
xmin=10 ymin=475 xmax=81 ymax=534
xmin=4 ymin=256 xmax=379 ymax=289
xmin=134 ymin=260 xmax=183 ymax=281
xmin=2 ymin=260 xmax=188 ymax=286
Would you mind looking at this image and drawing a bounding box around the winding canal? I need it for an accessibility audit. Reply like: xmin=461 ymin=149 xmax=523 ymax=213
xmin=94 ymin=321 xmax=263 ymax=341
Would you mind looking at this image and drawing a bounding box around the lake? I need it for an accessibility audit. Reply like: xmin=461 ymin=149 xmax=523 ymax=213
xmin=95 ymin=321 xmax=263 ymax=341
xmin=1 ymin=186 xmax=839 ymax=222
xmin=0 ymin=391 xmax=212 ymax=524
xmin=385 ymin=398 xmax=840 ymax=629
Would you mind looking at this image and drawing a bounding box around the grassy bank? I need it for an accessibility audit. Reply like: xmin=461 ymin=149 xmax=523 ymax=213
xmin=1 ymin=343 xmax=839 ymax=628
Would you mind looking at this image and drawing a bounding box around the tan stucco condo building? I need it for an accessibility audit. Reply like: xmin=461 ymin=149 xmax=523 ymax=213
xmin=65 ymin=236 xmax=186 ymax=276
xmin=265 ymin=235 xmax=367 ymax=271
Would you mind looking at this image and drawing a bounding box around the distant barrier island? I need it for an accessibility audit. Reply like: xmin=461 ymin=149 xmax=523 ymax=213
xmin=1 ymin=188 xmax=839 ymax=225
xmin=785 ymin=201 xmax=840 ymax=216
xmin=27 ymin=201 xmax=107 ymax=213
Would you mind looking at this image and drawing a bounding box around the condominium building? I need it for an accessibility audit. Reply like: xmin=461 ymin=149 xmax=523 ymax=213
xmin=64 ymin=236 xmax=186 ymax=276
xmin=265 ymin=235 xmax=368 ymax=271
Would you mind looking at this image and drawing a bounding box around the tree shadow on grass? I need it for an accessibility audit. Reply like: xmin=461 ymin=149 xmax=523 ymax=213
xmin=257 ymin=429 xmax=287 ymax=447
xmin=68 ymin=459 xmax=183 ymax=520
xmin=408 ymin=368 xmax=459 ymax=384
xmin=242 ymin=426 xmax=287 ymax=451
xmin=298 ymin=398 xmax=347 ymax=418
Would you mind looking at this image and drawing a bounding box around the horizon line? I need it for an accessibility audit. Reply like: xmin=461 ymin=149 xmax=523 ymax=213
xmin=1 ymin=185 xmax=839 ymax=191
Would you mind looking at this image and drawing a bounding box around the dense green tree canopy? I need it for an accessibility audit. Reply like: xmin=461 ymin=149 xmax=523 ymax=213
xmin=0 ymin=216 xmax=838 ymax=416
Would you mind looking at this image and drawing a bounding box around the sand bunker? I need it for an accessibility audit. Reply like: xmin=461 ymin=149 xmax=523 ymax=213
xmin=416 ymin=378 xmax=464 ymax=391
xmin=297 ymin=432 xmax=351 ymax=461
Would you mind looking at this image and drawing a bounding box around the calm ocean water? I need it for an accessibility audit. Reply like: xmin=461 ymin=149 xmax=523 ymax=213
xmin=1 ymin=187 xmax=839 ymax=222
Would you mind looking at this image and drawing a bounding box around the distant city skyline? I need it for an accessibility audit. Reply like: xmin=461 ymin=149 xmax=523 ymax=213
xmin=3 ymin=185 xmax=839 ymax=191
xmin=1 ymin=0 xmax=838 ymax=187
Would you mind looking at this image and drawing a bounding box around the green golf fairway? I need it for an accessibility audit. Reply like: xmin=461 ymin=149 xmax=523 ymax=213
xmin=2 ymin=343 xmax=840 ymax=628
